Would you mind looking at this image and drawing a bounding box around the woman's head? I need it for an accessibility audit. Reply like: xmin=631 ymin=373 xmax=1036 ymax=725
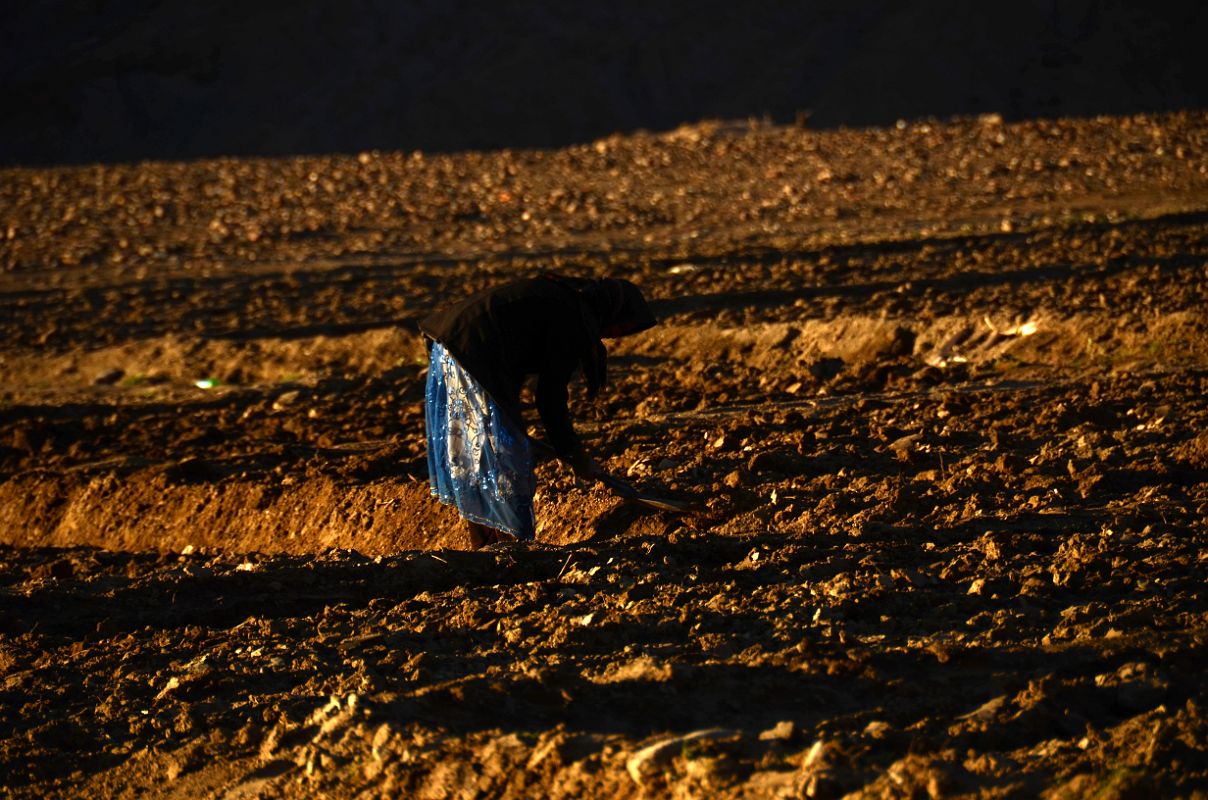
xmin=583 ymin=278 xmax=657 ymax=338
xmin=543 ymin=273 xmax=658 ymax=398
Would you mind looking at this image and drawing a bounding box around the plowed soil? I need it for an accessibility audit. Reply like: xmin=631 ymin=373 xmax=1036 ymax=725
xmin=2 ymin=112 xmax=1207 ymax=798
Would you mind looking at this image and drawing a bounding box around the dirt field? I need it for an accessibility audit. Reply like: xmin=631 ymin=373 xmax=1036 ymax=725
xmin=2 ymin=111 xmax=1207 ymax=798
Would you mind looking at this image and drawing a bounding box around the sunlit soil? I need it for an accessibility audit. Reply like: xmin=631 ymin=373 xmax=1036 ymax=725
xmin=1 ymin=111 xmax=1207 ymax=798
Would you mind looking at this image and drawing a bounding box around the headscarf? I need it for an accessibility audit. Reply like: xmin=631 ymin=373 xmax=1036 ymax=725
xmin=543 ymin=273 xmax=657 ymax=398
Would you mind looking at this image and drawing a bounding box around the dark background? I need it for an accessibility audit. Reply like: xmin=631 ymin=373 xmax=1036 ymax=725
xmin=3 ymin=0 xmax=1205 ymax=166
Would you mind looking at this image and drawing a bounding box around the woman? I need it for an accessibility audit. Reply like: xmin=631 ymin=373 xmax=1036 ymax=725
xmin=421 ymin=274 xmax=657 ymax=548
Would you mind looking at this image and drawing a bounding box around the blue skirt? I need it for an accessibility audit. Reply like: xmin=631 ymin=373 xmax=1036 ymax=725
xmin=425 ymin=342 xmax=536 ymax=539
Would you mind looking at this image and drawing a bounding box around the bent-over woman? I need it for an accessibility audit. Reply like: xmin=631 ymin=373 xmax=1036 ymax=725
xmin=420 ymin=274 xmax=657 ymax=548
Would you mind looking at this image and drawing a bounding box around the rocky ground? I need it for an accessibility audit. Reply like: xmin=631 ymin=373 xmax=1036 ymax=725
xmin=1 ymin=111 xmax=1207 ymax=798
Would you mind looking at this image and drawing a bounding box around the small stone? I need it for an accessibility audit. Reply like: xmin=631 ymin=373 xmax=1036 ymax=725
xmin=154 ymin=676 xmax=181 ymax=701
xmin=959 ymin=694 xmax=1006 ymax=722
xmin=626 ymin=729 xmax=737 ymax=786
xmin=372 ymin=723 xmax=393 ymax=754
xmin=802 ymin=739 xmax=827 ymax=768
xmin=747 ymin=450 xmax=780 ymax=473
xmin=259 ymin=724 xmax=286 ymax=760
xmin=683 ymin=755 xmax=726 ymax=782
xmin=272 ymin=390 xmax=302 ymax=410
xmin=526 ymin=732 xmax=568 ymax=770
xmin=889 ymin=434 xmax=921 ymax=461
xmin=627 ymin=459 xmax=652 ymax=478
xmin=94 ymin=368 xmax=124 ymax=386
xmin=863 ymin=720 xmax=891 ymax=738
xmin=723 ymin=470 xmax=743 ymax=489
xmin=758 ymin=720 xmax=796 ymax=741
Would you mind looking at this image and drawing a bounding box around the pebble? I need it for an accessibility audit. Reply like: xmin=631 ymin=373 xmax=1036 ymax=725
xmin=889 ymin=433 xmax=922 ymax=459
xmin=625 ymin=728 xmax=737 ymax=785
xmin=746 ymin=451 xmax=778 ymax=473
xmin=758 ymin=720 xmax=795 ymax=741
xmin=93 ymin=368 xmax=124 ymax=386
xmin=272 ymin=390 xmax=301 ymax=410
xmin=958 ymin=694 xmax=1006 ymax=722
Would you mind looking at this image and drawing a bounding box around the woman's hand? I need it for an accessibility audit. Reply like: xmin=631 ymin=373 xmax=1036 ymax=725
xmin=568 ymin=451 xmax=642 ymax=499
xmin=569 ymin=450 xmax=605 ymax=481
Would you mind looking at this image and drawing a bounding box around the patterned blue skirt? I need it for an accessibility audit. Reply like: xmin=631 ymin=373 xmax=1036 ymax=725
xmin=425 ymin=342 xmax=536 ymax=539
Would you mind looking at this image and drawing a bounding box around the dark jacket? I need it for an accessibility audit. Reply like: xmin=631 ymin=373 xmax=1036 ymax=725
xmin=420 ymin=275 xmax=655 ymax=458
